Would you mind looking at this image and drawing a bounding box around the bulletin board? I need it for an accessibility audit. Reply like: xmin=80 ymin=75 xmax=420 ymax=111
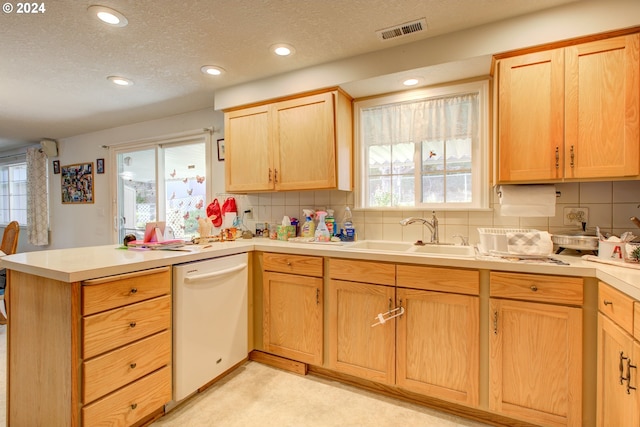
xmin=61 ymin=162 xmax=94 ymax=204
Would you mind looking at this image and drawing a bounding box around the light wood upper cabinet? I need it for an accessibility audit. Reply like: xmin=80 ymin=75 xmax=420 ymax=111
xmin=497 ymin=32 xmax=640 ymax=183
xmin=224 ymin=105 xmax=272 ymax=191
xmin=225 ymin=89 xmax=353 ymax=192
xmin=498 ymin=48 xmax=565 ymax=182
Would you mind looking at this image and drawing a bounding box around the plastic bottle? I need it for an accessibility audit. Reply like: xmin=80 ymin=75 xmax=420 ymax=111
xmin=325 ymin=209 xmax=336 ymax=236
xmin=314 ymin=211 xmax=331 ymax=242
xmin=343 ymin=207 xmax=355 ymax=241
xmin=301 ymin=209 xmax=315 ymax=238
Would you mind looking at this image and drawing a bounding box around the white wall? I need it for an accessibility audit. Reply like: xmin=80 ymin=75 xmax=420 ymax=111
xmin=26 ymin=108 xmax=224 ymax=251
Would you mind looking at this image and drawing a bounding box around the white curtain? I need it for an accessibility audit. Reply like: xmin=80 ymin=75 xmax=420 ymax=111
xmin=26 ymin=147 xmax=49 ymax=246
xmin=362 ymin=93 xmax=478 ymax=146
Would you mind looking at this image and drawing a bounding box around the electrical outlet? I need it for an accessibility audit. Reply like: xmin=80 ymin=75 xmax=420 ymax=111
xmin=563 ymin=207 xmax=589 ymax=226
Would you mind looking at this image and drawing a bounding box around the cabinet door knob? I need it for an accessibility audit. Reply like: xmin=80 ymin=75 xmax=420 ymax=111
xmin=130 ymin=288 xmax=137 ymax=294
xmin=530 ymin=285 xmax=538 ymax=292
xmin=555 ymin=146 xmax=559 ymax=169
xmin=131 ymin=403 xmax=138 ymax=410
xmin=130 ymin=362 xmax=137 ymax=369
xmin=570 ymin=145 xmax=575 ymax=168
xmin=493 ymin=310 xmax=498 ymax=335
xmin=129 ymin=322 xmax=136 ymax=328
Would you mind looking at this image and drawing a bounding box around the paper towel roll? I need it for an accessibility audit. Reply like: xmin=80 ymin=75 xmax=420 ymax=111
xmin=498 ymin=185 xmax=556 ymax=217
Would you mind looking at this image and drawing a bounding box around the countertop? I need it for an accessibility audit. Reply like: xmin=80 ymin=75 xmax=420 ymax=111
xmin=2 ymin=238 xmax=639 ymax=300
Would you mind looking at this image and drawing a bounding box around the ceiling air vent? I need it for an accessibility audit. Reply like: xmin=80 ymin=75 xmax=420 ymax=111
xmin=376 ymin=18 xmax=427 ymax=41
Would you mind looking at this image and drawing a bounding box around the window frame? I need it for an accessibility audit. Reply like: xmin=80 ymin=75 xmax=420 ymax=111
xmin=0 ymin=157 xmax=28 ymax=226
xmin=354 ymin=80 xmax=490 ymax=211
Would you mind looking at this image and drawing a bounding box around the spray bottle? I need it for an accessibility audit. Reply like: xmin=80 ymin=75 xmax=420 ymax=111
xmin=325 ymin=209 xmax=336 ymax=236
xmin=314 ymin=210 xmax=331 ymax=242
xmin=301 ymin=209 xmax=315 ymax=238
xmin=343 ymin=207 xmax=355 ymax=241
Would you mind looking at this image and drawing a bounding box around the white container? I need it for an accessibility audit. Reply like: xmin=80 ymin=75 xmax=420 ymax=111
xmin=477 ymin=228 xmax=534 ymax=254
xmin=598 ymin=240 xmax=627 ymax=260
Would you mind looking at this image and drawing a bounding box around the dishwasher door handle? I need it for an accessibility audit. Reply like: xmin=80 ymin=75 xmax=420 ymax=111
xmin=183 ymin=263 xmax=248 ymax=283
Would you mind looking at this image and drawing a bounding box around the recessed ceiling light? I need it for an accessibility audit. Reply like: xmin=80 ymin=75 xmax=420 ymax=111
xmin=200 ymin=65 xmax=225 ymax=76
xmin=403 ymin=78 xmax=421 ymax=87
xmin=271 ymin=43 xmax=295 ymax=57
xmin=107 ymin=76 xmax=133 ymax=86
xmin=88 ymin=5 xmax=128 ymax=27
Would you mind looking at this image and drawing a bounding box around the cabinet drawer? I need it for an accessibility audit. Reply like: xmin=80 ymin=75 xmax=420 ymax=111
xmin=329 ymin=258 xmax=395 ymax=286
xmin=599 ymin=281 xmax=634 ymax=335
xmin=83 ymin=267 xmax=171 ymax=316
xmin=83 ymin=330 xmax=171 ymax=404
xmin=490 ymin=272 xmax=583 ymax=305
xmin=397 ymin=265 xmax=479 ymax=295
xmin=83 ymin=295 xmax=171 ymax=359
xmin=263 ymin=253 xmax=323 ymax=277
xmin=82 ymin=366 xmax=171 ymax=427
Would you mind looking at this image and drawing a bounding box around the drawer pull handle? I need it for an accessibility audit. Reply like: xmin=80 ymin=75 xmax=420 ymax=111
xmin=620 ymin=352 xmax=628 ymax=384
xmin=604 ymin=300 xmax=613 ymax=306
xmin=286 ymin=261 xmax=291 ymax=266
xmin=129 ymin=322 xmax=136 ymax=328
xmin=130 ymin=362 xmax=137 ymax=369
xmin=493 ymin=310 xmax=498 ymax=335
xmin=130 ymin=288 xmax=137 ymax=294
xmin=627 ymin=358 xmax=637 ymax=394
xmin=131 ymin=403 xmax=138 ymax=410
xmin=530 ymin=285 xmax=538 ymax=292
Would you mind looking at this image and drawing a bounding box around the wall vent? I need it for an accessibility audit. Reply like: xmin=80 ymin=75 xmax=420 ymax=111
xmin=376 ymin=18 xmax=427 ymax=41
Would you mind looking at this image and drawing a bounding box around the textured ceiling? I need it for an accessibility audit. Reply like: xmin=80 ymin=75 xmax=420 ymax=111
xmin=0 ymin=0 xmax=579 ymax=151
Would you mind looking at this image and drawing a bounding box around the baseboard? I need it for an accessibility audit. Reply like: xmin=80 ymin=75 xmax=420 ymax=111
xmin=249 ymin=350 xmax=308 ymax=375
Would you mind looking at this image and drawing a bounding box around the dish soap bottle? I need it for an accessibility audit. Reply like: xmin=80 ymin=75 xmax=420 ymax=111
xmin=301 ymin=209 xmax=315 ymax=238
xmin=314 ymin=210 xmax=331 ymax=242
xmin=325 ymin=209 xmax=336 ymax=236
xmin=343 ymin=207 xmax=355 ymax=241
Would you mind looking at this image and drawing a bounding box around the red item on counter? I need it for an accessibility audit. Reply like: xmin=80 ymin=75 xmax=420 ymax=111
xmin=222 ymin=197 xmax=237 ymax=214
xmin=207 ymin=199 xmax=222 ymax=227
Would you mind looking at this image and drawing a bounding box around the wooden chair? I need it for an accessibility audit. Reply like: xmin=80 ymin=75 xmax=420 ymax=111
xmin=0 ymin=221 xmax=20 ymax=323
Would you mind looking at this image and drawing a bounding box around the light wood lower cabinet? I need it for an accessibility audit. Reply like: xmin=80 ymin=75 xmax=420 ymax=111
xmin=329 ymin=279 xmax=396 ymax=384
xmin=396 ymin=288 xmax=479 ymax=406
xmin=596 ymin=282 xmax=640 ymax=427
xmin=7 ymin=266 xmax=172 ymax=427
xmin=328 ymin=260 xmax=480 ymax=406
xmin=262 ymin=253 xmax=323 ymax=365
xmin=81 ymin=267 xmax=173 ymax=427
xmin=489 ymin=272 xmax=583 ymax=427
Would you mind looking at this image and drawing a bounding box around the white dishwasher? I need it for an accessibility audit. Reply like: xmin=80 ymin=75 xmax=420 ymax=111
xmin=172 ymin=252 xmax=248 ymax=402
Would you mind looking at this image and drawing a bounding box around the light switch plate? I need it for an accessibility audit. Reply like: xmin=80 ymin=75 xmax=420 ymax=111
xmin=563 ymin=207 xmax=589 ymax=226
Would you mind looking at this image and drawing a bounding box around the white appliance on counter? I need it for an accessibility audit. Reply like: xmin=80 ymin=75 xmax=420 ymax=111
xmin=171 ymin=252 xmax=248 ymax=403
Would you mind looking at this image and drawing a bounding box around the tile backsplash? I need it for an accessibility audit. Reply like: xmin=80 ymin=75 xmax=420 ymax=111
xmin=229 ymin=181 xmax=640 ymax=244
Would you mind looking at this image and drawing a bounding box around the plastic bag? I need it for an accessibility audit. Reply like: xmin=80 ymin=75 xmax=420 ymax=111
xmin=207 ymin=198 xmax=222 ymax=227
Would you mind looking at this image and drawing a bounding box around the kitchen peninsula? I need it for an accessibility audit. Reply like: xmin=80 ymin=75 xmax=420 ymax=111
xmin=2 ymin=240 xmax=640 ymax=427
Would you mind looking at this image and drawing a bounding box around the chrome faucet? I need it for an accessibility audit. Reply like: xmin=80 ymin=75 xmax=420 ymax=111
xmin=399 ymin=211 xmax=439 ymax=244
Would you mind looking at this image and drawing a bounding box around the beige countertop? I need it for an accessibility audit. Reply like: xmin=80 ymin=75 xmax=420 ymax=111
xmin=2 ymin=238 xmax=639 ymax=299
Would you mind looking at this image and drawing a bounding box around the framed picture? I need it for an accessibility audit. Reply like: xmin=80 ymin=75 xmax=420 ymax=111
xmin=52 ymin=160 xmax=60 ymax=174
xmin=217 ymin=138 xmax=225 ymax=161
xmin=61 ymin=162 xmax=94 ymax=204
xmin=96 ymin=158 xmax=105 ymax=174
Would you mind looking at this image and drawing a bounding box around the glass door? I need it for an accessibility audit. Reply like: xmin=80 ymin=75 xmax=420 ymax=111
xmin=113 ymin=134 xmax=210 ymax=244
